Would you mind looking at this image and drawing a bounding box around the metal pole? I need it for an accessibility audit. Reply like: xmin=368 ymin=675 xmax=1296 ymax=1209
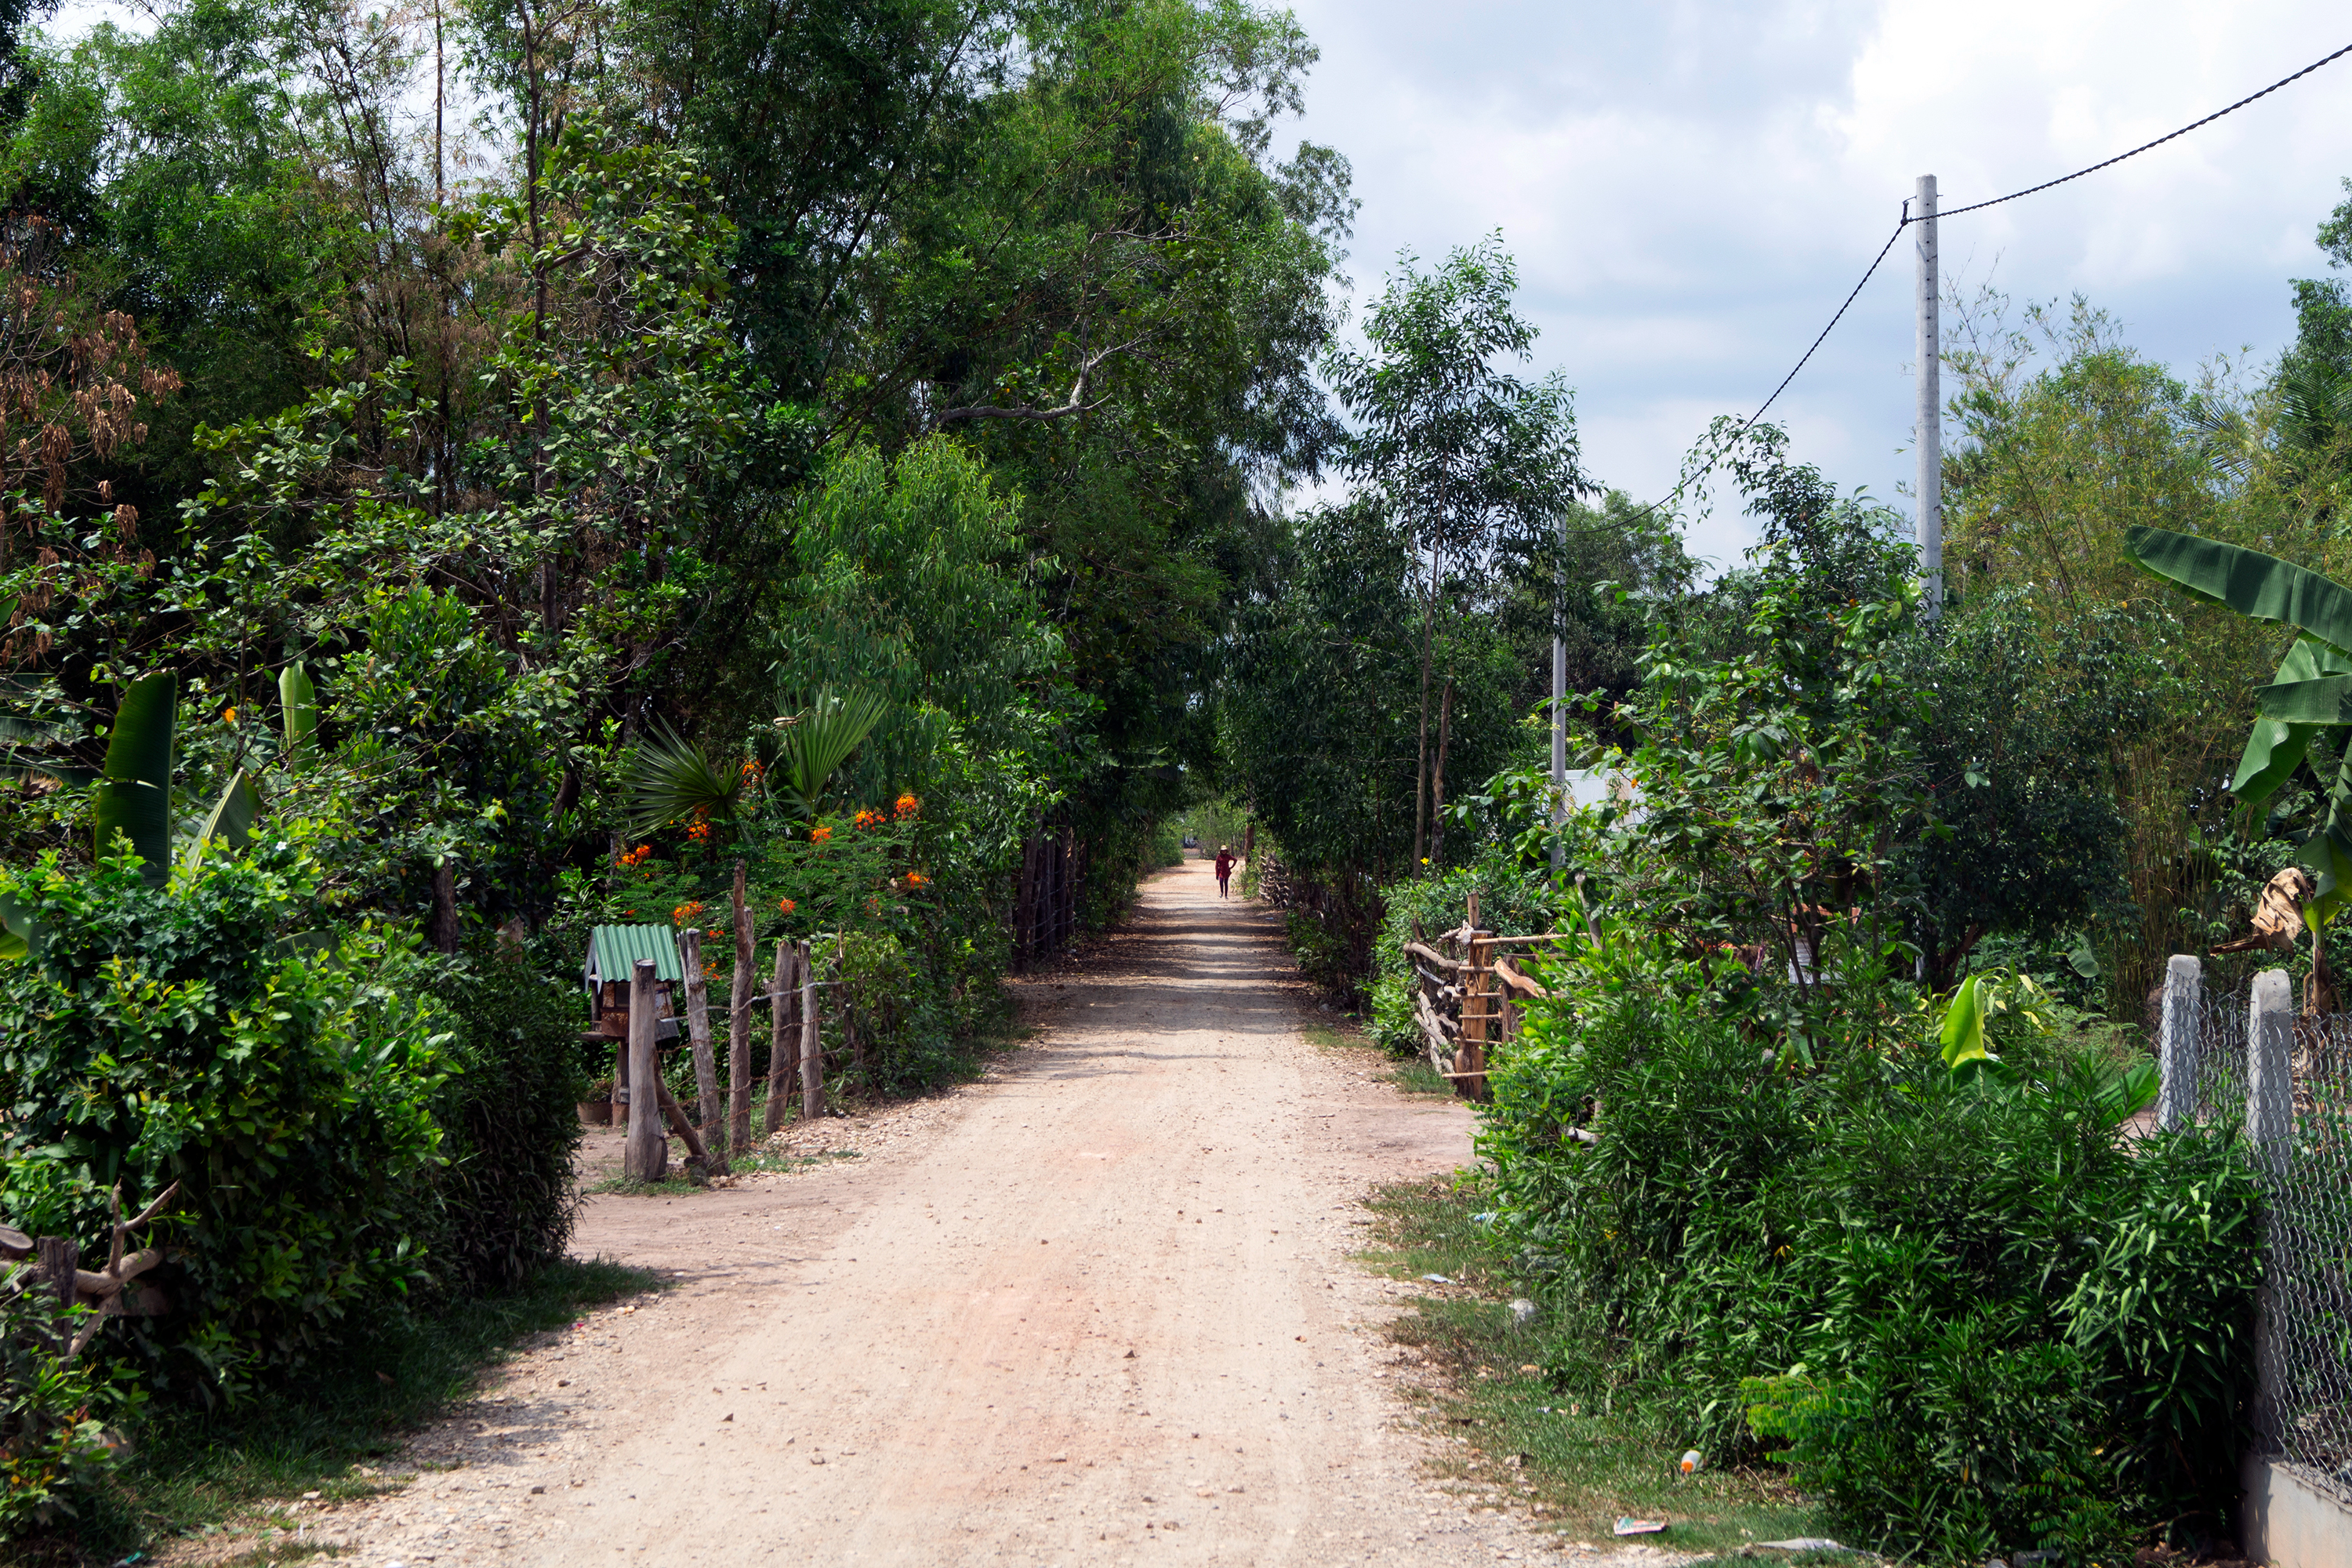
xmin=1915 ymin=173 xmax=1942 ymax=621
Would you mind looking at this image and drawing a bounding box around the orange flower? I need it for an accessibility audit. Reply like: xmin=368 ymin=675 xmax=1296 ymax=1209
xmin=777 ymin=897 xmax=797 ymax=915
xmin=809 ymin=826 xmax=833 ymax=844
xmin=906 ymin=871 xmax=929 ymax=887
xmin=687 ymin=818 xmax=712 ymax=842
xmin=894 ymin=793 xmax=920 ymax=820
xmin=739 ymin=757 xmax=765 ymax=783
xmin=854 ymin=808 xmax=886 ymax=830
xmin=672 ymin=900 xmax=705 ymax=925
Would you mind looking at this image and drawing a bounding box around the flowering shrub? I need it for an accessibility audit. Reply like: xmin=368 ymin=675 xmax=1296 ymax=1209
xmin=671 ymin=900 xmax=704 ymax=925
xmin=809 ymin=826 xmax=833 ymax=844
xmin=854 ymin=808 xmax=886 ymax=830
xmin=777 ymin=897 xmax=796 ymax=914
xmin=894 ymin=793 xmax=920 ymax=820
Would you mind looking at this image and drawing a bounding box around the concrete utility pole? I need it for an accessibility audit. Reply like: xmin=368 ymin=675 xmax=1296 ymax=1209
xmin=1550 ymin=505 xmax=1567 ymax=871
xmin=1550 ymin=628 xmax=1566 ymax=870
xmin=1915 ymin=172 xmax=1943 ymax=622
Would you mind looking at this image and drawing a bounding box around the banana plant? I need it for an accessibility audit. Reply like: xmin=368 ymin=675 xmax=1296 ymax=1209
xmin=2126 ymin=525 xmax=2352 ymax=945
xmin=1934 ymin=967 xmax=2156 ymax=1124
xmin=0 ymin=662 xmax=314 ymax=958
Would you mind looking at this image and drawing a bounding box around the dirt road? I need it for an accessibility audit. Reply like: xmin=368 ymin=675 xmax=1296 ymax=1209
xmin=330 ymin=860 xmax=1573 ymax=1566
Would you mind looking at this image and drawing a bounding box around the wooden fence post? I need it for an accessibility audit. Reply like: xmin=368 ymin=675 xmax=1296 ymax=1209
xmin=728 ymin=860 xmax=755 ymax=1156
xmin=1016 ymin=833 xmax=1038 ymax=971
xmin=799 ymin=941 xmax=824 ymax=1123
xmin=625 ymin=958 xmax=667 ymax=1181
xmin=681 ymin=929 xmax=721 ymax=1138
xmin=764 ymin=939 xmax=797 ymax=1138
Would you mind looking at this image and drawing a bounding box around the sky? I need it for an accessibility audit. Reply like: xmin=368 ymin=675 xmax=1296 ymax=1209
xmin=1274 ymin=0 xmax=2352 ymax=569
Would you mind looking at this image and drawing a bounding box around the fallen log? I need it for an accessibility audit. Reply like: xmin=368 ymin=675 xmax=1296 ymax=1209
xmin=1405 ymin=941 xmax=1466 ymax=973
xmin=651 ymin=1077 xmax=720 ymax=1172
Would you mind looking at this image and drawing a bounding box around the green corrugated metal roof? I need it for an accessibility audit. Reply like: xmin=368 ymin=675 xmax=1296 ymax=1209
xmin=588 ymin=924 xmax=684 ymax=985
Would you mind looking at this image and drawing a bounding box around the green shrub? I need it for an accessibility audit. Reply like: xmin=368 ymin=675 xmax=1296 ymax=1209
xmin=0 ymin=843 xmax=445 ymax=1400
xmin=0 ymin=1290 xmax=142 ymax=1537
xmin=420 ymin=948 xmax=587 ymax=1298
xmin=1483 ymin=942 xmax=2263 ymax=1563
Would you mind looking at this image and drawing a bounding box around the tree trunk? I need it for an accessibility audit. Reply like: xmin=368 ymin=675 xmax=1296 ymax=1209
xmin=728 ymin=859 xmax=755 ymax=1152
xmin=430 ymin=862 xmax=459 ymax=954
xmin=1429 ymin=676 xmax=1455 ymax=870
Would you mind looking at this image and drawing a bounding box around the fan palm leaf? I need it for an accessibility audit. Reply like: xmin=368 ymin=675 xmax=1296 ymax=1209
xmin=775 ymin=688 xmax=891 ymax=822
xmin=622 ymin=723 xmax=744 ymax=840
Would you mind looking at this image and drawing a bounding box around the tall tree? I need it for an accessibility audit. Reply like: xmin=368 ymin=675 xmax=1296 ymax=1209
xmin=1325 ymin=236 xmax=1583 ymax=873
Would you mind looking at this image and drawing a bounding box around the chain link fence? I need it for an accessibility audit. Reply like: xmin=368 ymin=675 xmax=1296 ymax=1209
xmin=2166 ymin=970 xmax=2352 ymax=1504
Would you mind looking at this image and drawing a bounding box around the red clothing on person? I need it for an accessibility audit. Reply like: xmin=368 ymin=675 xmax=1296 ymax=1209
xmin=1214 ymin=851 xmax=1234 ymax=880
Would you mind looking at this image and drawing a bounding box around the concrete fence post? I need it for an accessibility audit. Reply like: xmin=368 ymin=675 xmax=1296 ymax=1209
xmin=2157 ymin=953 xmax=2202 ymax=1131
xmin=2249 ymin=968 xmax=2296 ymax=1178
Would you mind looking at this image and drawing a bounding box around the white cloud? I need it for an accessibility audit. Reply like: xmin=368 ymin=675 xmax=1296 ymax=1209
xmin=1283 ymin=0 xmax=2352 ymax=557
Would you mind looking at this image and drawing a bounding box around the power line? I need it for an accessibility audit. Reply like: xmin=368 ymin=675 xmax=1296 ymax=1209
xmin=1652 ymin=38 xmax=2352 ymax=531
xmin=1940 ymin=40 xmax=2352 ymax=221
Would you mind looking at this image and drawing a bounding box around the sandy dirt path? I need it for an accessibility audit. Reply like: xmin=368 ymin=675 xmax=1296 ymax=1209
xmin=326 ymin=860 xmax=1583 ymax=1566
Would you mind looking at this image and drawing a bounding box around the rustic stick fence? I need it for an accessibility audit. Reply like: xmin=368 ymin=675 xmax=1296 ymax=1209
xmin=1013 ymin=824 xmax=1083 ymax=971
xmin=1404 ymin=891 xmax=1563 ymax=1102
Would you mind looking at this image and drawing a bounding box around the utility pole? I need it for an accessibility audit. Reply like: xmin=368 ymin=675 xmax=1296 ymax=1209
xmin=1915 ymin=173 xmax=1942 ymax=622
xmin=1549 ymin=530 xmax=1566 ymax=873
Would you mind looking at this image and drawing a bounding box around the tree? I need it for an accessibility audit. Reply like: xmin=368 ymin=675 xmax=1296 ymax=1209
xmin=1325 ymin=236 xmax=1584 ymax=873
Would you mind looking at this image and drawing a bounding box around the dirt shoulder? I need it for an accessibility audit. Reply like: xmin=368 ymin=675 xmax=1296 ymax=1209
xmin=310 ymin=860 xmax=1618 ymax=1566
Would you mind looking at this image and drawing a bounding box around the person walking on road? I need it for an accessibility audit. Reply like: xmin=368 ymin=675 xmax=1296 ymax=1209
xmin=1214 ymin=844 xmax=1235 ymax=899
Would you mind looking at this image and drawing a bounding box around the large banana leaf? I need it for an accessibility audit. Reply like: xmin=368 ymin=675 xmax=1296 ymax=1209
xmin=775 ymin=688 xmax=891 ymax=822
xmin=2237 ymin=636 xmax=2352 ymax=808
xmin=180 ymin=770 xmax=260 ymax=878
xmin=622 ymin=724 xmax=743 ymax=839
xmin=2125 ymin=525 xmax=2352 ymax=655
xmin=94 ymin=671 xmax=176 ymax=884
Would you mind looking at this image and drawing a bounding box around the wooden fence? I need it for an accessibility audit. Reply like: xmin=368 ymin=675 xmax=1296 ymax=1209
xmin=1013 ymin=826 xmax=1082 ymax=971
xmin=1403 ymin=891 xmax=1560 ymax=1102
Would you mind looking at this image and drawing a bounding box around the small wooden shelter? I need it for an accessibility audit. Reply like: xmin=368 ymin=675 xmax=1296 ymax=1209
xmin=583 ymin=924 xmax=683 ymax=1111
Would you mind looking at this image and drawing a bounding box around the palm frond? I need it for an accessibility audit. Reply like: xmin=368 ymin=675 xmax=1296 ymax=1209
xmin=622 ymin=723 xmax=742 ymax=840
xmin=774 ymin=687 xmax=891 ymax=821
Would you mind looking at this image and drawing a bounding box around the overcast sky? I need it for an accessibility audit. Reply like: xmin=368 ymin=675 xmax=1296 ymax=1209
xmin=1276 ymin=0 xmax=2352 ymax=568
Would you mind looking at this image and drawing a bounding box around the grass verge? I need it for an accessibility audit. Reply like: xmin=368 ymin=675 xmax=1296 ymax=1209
xmin=6 ymin=1257 xmax=660 ymax=1567
xmin=1361 ymin=1175 xmax=1831 ymax=1557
